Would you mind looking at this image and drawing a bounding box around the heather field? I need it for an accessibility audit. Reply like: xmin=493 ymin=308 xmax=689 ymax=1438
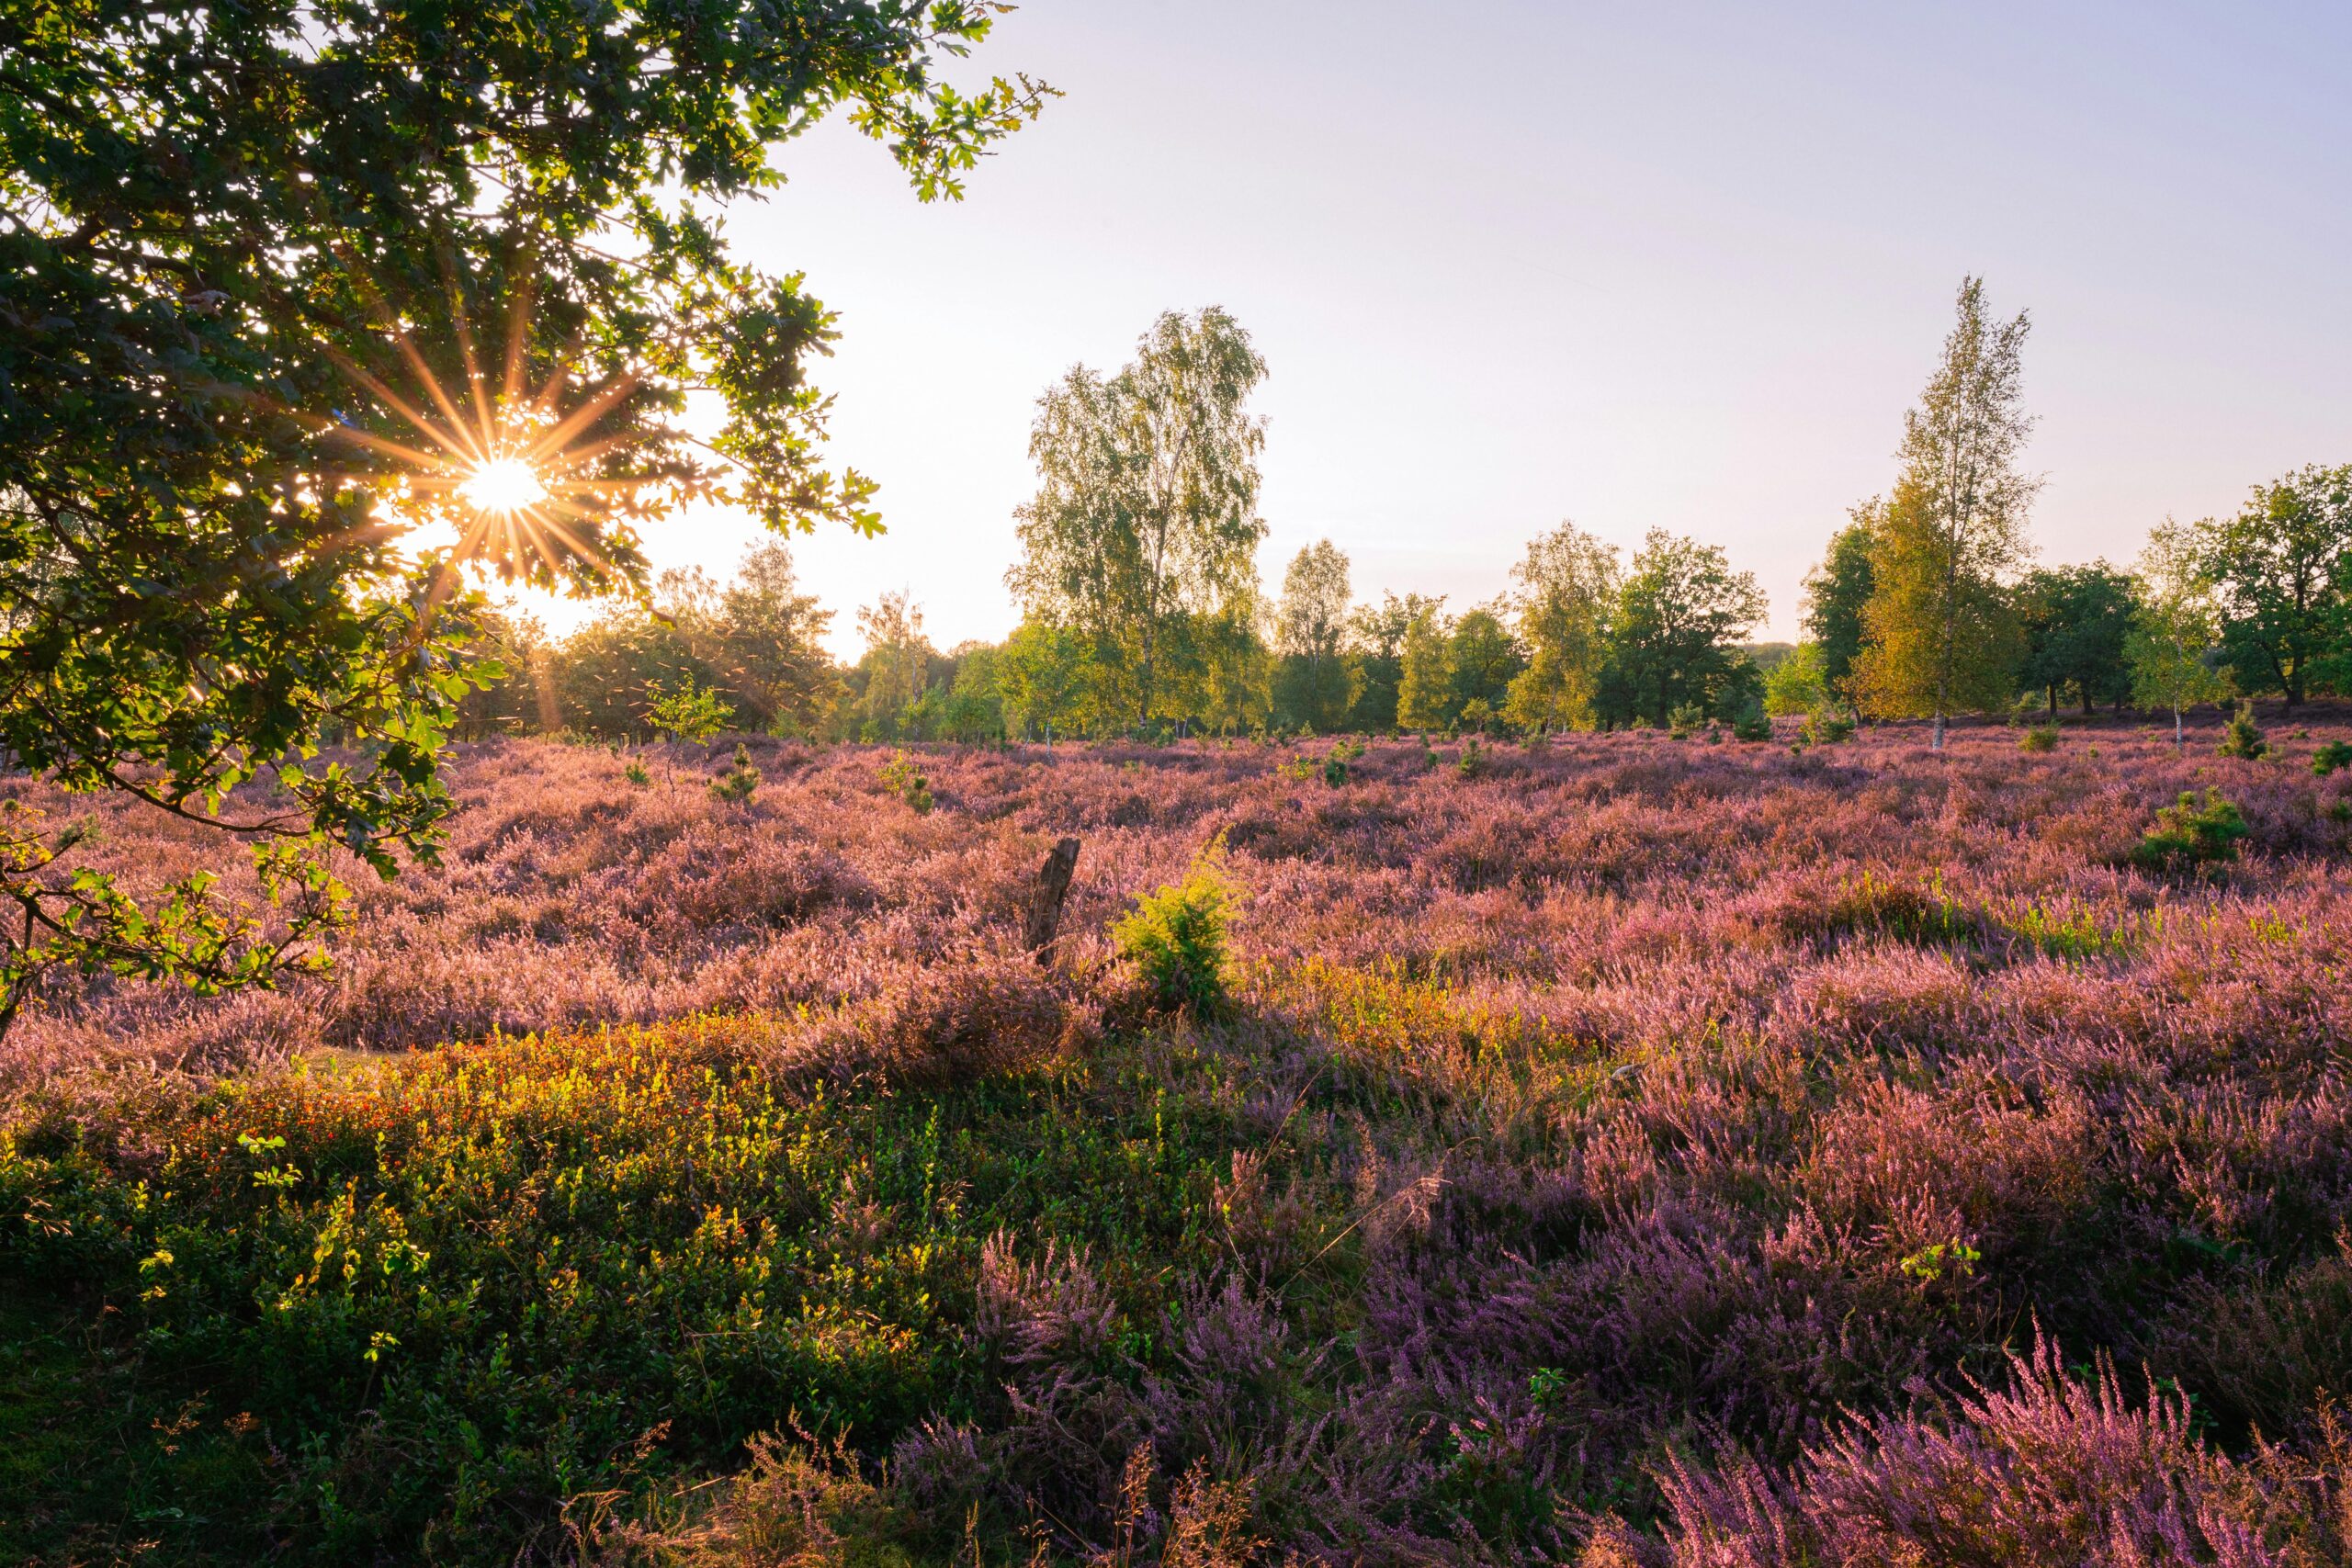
xmin=7 ymin=716 xmax=2352 ymax=1565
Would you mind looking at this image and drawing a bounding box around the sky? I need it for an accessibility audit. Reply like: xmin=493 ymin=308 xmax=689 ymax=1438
xmin=526 ymin=1 xmax=2352 ymax=657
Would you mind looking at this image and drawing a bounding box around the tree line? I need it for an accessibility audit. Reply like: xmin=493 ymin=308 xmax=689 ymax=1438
xmin=469 ymin=287 xmax=2352 ymax=747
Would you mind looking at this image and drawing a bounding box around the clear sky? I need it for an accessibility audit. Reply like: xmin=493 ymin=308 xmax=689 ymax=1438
xmin=545 ymin=1 xmax=2352 ymax=657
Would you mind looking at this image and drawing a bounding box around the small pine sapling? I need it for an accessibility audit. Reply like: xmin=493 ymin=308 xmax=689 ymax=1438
xmin=1732 ymin=704 xmax=1773 ymax=743
xmin=2218 ymin=701 xmax=2267 ymax=761
xmin=2129 ymin=788 xmax=2249 ymax=874
xmin=709 ymin=743 xmax=762 ymax=803
xmin=878 ymin=750 xmax=933 ymax=814
xmin=1114 ymin=836 xmax=1236 ymax=1015
xmin=2311 ymin=741 xmax=2352 ymax=778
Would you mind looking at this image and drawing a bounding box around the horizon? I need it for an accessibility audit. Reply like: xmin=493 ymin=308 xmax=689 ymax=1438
xmin=494 ymin=2 xmax=2350 ymax=658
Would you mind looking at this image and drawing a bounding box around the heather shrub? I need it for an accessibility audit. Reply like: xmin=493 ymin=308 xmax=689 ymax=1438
xmin=2221 ymin=700 xmax=2269 ymax=760
xmin=1648 ymin=1336 xmax=2347 ymax=1567
xmin=1113 ymin=839 xmax=1236 ymax=1015
xmin=8 ymin=721 xmax=2352 ymax=1564
xmin=2128 ymin=788 xmax=2249 ymax=873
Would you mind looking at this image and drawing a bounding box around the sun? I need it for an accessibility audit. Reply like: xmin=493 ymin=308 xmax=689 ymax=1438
xmin=459 ymin=455 xmax=549 ymax=516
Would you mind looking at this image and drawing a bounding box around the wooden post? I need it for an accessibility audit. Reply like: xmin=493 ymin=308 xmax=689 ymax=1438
xmin=1023 ymin=836 xmax=1081 ymax=961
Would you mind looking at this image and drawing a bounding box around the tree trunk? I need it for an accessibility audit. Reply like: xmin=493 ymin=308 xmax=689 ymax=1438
xmin=1932 ymin=712 xmax=1947 ymax=750
xmin=1022 ymin=837 xmax=1082 ymax=962
xmin=2173 ymin=706 xmax=2184 ymax=746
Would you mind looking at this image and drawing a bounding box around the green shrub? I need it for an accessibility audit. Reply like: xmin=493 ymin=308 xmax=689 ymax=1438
xmin=1667 ymin=703 xmax=1707 ymax=740
xmin=2219 ymin=701 xmax=2268 ymax=761
xmin=1455 ymin=738 xmax=1485 ymax=780
xmin=1113 ymin=839 xmax=1236 ymax=1015
xmin=2019 ymin=724 xmax=2060 ymax=754
xmin=709 ymin=743 xmax=763 ymax=803
xmin=1731 ymin=704 xmax=1773 ymax=743
xmin=624 ymin=761 xmax=651 ymax=787
xmin=877 ymin=750 xmax=933 ymax=813
xmin=2312 ymin=742 xmax=2352 ymax=778
xmin=2129 ymin=788 xmax=2249 ymax=874
xmin=1803 ymin=708 xmax=1854 ymax=746
xmin=1321 ymin=745 xmax=1351 ymax=788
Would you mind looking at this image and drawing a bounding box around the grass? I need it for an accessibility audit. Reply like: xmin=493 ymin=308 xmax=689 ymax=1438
xmin=0 ymin=1019 xmax=1315 ymax=1563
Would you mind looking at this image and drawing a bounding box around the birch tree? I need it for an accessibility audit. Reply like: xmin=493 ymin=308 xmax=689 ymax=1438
xmin=1007 ymin=310 xmax=1269 ymax=728
xmin=2126 ymin=520 xmax=2233 ymax=745
xmin=1505 ymin=521 xmax=1620 ymax=731
xmin=1853 ymin=277 xmax=2040 ymax=748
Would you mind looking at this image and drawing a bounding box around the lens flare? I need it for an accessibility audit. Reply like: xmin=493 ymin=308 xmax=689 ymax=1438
xmin=460 ymin=456 xmax=548 ymax=515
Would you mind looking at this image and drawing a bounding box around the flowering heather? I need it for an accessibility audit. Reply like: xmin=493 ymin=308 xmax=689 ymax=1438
xmin=5 ymin=710 xmax=2352 ymax=1564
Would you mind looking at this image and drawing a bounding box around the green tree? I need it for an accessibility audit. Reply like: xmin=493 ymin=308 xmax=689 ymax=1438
xmin=713 ymin=544 xmax=840 ymax=738
xmin=1852 ymin=277 xmax=2039 ymax=746
xmin=1 ymin=0 xmax=1042 ymax=1039
xmin=1763 ymin=643 xmax=1830 ymax=716
xmin=1188 ymin=596 xmax=1275 ymax=737
xmin=1803 ymin=511 xmax=1878 ymax=714
xmin=1505 ymin=521 xmax=1620 ymax=731
xmin=2017 ymin=562 xmax=2137 ymax=716
xmin=852 ymin=592 xmax=935 ymax=739
xmin=1272 ymin=540 xmax=1360 ymax=731
xmin=1007 ymin=309 xmax=1270 ymax=728
xmin=940 ymin=643 xmax=1008 ymax=743
xmin=997 ymin=620 xmax=1093 ymax=743
xmin=1447 ymin=605 xmax=1527 ymax=729
xmin=1591 ymin=530 xmax=1768 ymax=728
xmin=2199 ymin=465 xmax=2352 ymax=711
xmin=550 ymin=597 xmax=717 ymax=739
xmin=1396 ymin=604 xmax=1459 ymax=731
xmin=2127 ymin=520 xmax=2234 ymax=745
xmin=1345 ymin=592 xmax=1445 ymax=732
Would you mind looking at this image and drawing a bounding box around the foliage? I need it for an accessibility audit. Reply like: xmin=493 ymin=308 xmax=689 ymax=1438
xmin=1272 ymin=541 xmax=1361 ymax=733
xmin=1763 ymin=642 xmax=1830 ymax=716
xmin=877 ymin=752 xmax=933 ymax=815
xmin=1731 ymin=704 xmax=1775 ymax=742
xmin=1396 ymin=602 xmax=1460 ymax=731
xmin=1852 ymin=278 xmax=2039 ymax=744
xmin=647 ymin=676 xmax=734 ymax=748
xmin=1802 ymin=707 xmax=1855 ymax=745
xmin=712 ymin=543 xmax=842 ymax=738
xmin=1346 ymin=592 xmax=1447 ymax=733
xmin=852 ymin=593 xmax=937 ymax=741
xmin=1110 ymin=841 xmax=1234 ymax=1015
xmin=2127 ymin=519 xmax=2235 ymax=742
xmin=1505 ymin=521 xmax=1621 ymax=731
xmin=1007 ymin=310 xmax=1270 ymax=727
xmin=2313 ymin=742 xmax=2352 ymax=777
xmin=2199 ymin=464 xmax=2352 ymax=710
xmin=1803 ymin=513 xmax=1879 ymax=709
xmin=1591 ymin=530 xmax=1768 ymax=728
xmin=9 ymin=729 xmax=2352 ymax=1563
xmin=2219 ymin=700 xmax=2268 ymax=761
xmin=2128 ymin=788 xmax=2249 ymax=872
xmin=2018 ymin=723 xmax=2060 ymax=753
xmin=997 ymin=620 xmax=1095 ymax=742
xmin=2017 ymin=561 xmax=2136 ymax=714
xmin=709 ymin=745 xmax=763 ymax=804
xmin=0 ymin=0 xmax=1043 ymax=1044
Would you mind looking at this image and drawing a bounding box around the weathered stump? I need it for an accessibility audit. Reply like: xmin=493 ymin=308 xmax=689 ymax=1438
xmin=1023 ymin=836 xmax=1081 ymax=961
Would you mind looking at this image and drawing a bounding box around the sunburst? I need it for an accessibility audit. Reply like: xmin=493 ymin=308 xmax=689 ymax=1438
xmin=302 ymin=238 xmax=679 ymax=605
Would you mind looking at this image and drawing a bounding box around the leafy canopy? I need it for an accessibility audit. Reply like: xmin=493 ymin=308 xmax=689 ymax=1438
xmin=0 ymin=0 xmax=1043 ymax=1032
